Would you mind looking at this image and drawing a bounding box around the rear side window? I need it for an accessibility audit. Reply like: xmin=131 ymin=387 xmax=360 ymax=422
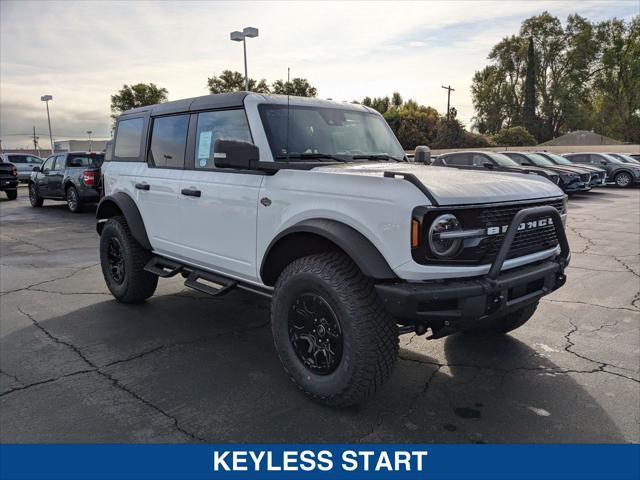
xmin=148 ymin=115 xmax=189 ymax=169
xmin=568 ymin=154 xmax=586 ymax=162
xmin=8 ymin=155 xmax=26 ymax=163
xmin=114 ymin=118 xmax=144 ymax=159
xmin=195 ymin=110 xmax=252 ymax=169
xmin=445 ymin=153 xmax=472 ymax=166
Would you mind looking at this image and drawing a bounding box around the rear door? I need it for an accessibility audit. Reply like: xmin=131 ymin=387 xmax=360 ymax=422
xmin=178 ymin=109 xmax=263 ymax=281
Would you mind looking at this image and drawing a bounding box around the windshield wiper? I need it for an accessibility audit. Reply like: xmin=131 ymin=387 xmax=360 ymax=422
xmin=276 ymin=153 xmax=348 ymax=163
xmin=352 ymin=154 xmax=404 ymax=162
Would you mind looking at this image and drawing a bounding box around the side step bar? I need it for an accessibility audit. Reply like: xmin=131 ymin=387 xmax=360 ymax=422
xmin=184 ymin=270 xmax=237 ymax=297
xmin=144 ymin=255 xmax=238 ymax=297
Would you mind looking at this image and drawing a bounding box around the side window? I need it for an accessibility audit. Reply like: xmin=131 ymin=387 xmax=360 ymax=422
xmin=569 ymin=154 xmax=586 ymax=163
xmin=53 ymin=155 xmax=65 ymax=170
xmin=148 ymin=114 xmax=189 ymax=169
xmin=114 ymin=118 xmax=144 ymax=159
xmin=589 ymin=154 xmax=606 ymax=165
xmin=27 ymin=156 xmax=42 ymax=164
xmin=472 ymin=154 xmax=488 ymax=167
xmin=42 ymin=157 xmax=55 ymax=173
xmin=8 ymin=155 xmax=26 ymax=164
xmin=194 ymin=110 xmax=252 ymax=169
xmin=445 ymin=154 xmax=471 ymax=166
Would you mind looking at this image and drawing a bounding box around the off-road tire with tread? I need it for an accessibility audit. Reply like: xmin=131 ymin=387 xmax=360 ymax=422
xmin=5 ymin=190 xmax=17 ymax=200
xmin=271 ymin=252 xmax=399 ymax=407
xmin=28 ymin=183 xmax=43 ymax=207
xmin=100 ymin=215 xmax=158 ymax=303
xmin=465 ymin=301 xmax=538 ymax=335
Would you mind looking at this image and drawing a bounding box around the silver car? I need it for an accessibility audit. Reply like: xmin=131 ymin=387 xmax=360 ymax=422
xmin=0 ymin=154 xmax=43 ymax=182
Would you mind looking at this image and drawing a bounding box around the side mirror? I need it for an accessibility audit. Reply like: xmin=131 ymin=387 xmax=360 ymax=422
xmin=414 ymin=145 xmax=431 ymax=164
xmin=33 ymin=166 xmax=41 ymax=172
xmin=483 ymin=162 xmax=494 ymax=169
xmin=213 ymin=139 xmax=259 ymax=170
xmin=600 ymin=160 xmax=607 ymax=165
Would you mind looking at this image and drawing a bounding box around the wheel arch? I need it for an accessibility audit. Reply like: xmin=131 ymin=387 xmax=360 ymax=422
xmin=260 ymin=218 xmax=397 ymax=286
xmin=96 ymin=192 xmax=152 ymax=250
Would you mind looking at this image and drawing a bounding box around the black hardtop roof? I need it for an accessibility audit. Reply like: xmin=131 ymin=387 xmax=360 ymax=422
xmin=119 ymin=92 xmax=249 ymax=117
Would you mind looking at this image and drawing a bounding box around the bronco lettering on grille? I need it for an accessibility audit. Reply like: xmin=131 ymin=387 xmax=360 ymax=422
xmin=486 ymin=217 xmax=553 ymax=236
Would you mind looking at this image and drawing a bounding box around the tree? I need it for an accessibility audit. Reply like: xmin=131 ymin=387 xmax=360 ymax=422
xmin=523 ymin=37 xmax=536 ymax=135
xmin=207 ymin=70 xmax=270 ymax=94
xmin=391 ymin=92 xmax=403 ymax=108
xmin=493 ymin=126 xmax=537 ymax=146
xmin=110 ymin=83 xmax=168 ymax=119
xmin=271 ymin=77 xmax=317 ymax=97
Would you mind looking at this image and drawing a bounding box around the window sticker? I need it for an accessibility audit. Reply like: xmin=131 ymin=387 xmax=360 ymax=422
xmin=197 ymin=131 xmax=213 ymax=166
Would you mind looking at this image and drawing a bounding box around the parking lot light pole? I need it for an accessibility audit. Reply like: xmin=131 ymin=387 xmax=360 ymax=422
xmin=40 ymin=95 xmax=54 ymax=155
xmin=87 ymin=130 xmax=93 ymax=151
xmin=230 ymin=27 xmax=259 ymax=91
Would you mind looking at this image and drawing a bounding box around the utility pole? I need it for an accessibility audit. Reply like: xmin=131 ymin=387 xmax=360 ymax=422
xmin=32 ymin=126 xmax=40 ymax=156
xmin=441 ymin=85 xmax=455 ymax=120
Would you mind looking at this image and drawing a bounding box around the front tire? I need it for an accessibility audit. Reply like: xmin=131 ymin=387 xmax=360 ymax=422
xmin=66 ymin=186 xmax=82 ymax=213
xmin=28 ymin=183 xmax=43 ymax=207
xmin=99 ymin=216 xmax=158 ymax=303
xmin=271 ymin=252 xmax=398 ymax=407
xmin=614 ymin=172 xmax=632 ymax=188
xmin=5 ymin=190 xmax=17 ymax=200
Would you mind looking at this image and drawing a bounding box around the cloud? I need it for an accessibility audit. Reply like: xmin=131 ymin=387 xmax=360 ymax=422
xmin=1 ymin=0 xmax=637 ymax=148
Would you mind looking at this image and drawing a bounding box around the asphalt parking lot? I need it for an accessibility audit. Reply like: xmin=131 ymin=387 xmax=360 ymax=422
xmin=1 ymin=186 xmax=638 ymax=443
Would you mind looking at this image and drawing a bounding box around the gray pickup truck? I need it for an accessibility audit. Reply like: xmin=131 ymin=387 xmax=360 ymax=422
xmin=28 ymin=151 xmax=104 ymax=212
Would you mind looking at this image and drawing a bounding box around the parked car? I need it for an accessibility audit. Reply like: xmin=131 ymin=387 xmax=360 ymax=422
xmin=432 ymin=150 xmax=561 ymax=186
xmin=606 ymin=153 xmax=640 ymax=165
xmin=0 ymin=157 xmax=18 ymax=200
xmin=564 ymin=152 xmax=640 ymax=188
xmin=629 ymin=154 xmax=640 ymax=162
xmin=0 ymin=153 xmax=43 ymax=182
xmin=96 ymin=92 xmax=569 ymax=406
xmin=535 ymin=151 xmax=608 ymax=186
xmin=502 ymin=151 xmax=595 ymax=192
xmin=28 ymin=151 xmax=104 ymax=212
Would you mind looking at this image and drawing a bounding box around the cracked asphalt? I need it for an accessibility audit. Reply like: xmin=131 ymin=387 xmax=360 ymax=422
xmin=1 ymin=186 xmax=638 ymax=443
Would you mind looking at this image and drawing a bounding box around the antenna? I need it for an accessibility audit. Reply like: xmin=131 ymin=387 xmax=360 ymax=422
xmin=286 ymin=67 xmax=290 ymax=161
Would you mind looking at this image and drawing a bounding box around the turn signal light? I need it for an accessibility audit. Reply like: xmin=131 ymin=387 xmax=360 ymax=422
xmin=411 ymin=219 xmax=420 ymax=248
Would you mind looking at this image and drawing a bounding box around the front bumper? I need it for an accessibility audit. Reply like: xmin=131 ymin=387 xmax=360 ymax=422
xmin=376 ymin=205 xmax=570 ymax=338
xmin=0 ymin=177 xmax=18 ymax=190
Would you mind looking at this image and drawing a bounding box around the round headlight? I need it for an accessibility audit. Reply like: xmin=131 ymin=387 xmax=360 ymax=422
xmin=428 ymin=214 xmax=462 ymax=258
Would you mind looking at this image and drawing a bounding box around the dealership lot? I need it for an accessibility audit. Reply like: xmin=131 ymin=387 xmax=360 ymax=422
xmin=0 ymin=187 xmax=638 ymax=443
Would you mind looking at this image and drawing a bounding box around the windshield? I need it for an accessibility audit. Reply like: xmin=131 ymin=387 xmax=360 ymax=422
xmin=259 ymin=104 xmax=406 ymax=162
xmin=526 ymin=153 xmax=555 ymax=167
xmin=487 ymin=152 xmax=519 ymax=167
xmin=67 ymin=153 xmax=104 ymax=168
xmin=611 ymin=153 xmax=640 ymax=164
xmin=538 ymin=152 xmax=572 ymax=165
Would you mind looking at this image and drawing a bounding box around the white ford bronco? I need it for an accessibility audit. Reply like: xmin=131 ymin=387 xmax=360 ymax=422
xmin=97 ymin=92 xmax=570 ymax=406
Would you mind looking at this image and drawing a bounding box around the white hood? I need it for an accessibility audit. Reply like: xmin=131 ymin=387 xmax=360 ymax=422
xmin=313 ymin=163 xmax=565 ymax=206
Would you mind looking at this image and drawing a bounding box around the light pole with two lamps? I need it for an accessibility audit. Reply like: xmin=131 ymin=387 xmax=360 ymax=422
xmin=230 ymin=27 xmax=259 ymax=91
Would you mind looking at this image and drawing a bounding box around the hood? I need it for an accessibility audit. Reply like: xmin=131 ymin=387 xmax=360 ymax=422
xmin=512 ymin=165 xmax=557 ymax=176
xmin=538 ymin=165 xmax=586 ymax=176
xmin=313 ymin=162 xmax=564 ymax=206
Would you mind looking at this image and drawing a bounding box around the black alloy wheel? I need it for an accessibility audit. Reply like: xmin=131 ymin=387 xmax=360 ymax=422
xmin=287 ymin=293 xmax=343 ymax=375
xmin=66 ymin=186 xmax=80 ymax=212
xmin=107 ymin=237 xmax=125 ymax=284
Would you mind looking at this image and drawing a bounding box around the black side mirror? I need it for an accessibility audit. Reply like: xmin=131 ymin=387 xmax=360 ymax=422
xmin=483 ymin=162 xmax=494 ymax=169
xmin=33 ymin=166 xmax=41 ymax=172
xmin=213 ymin=139 xmax=259 ymax=170
xmin=414 ymin=145 xmax=431 ymax=164
xmin=521 ymin=161 xmax=532 ymax=166
xmin=600 ymin=160 xmax=607 ymax=165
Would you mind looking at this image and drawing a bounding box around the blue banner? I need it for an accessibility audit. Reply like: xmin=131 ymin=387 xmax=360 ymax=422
xmin=1 ymin=444 xmax=638 ymax=480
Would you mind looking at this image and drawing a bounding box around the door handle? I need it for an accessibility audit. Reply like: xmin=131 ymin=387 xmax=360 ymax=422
xmin=135 ymin=183 xmax=150 ymax=191
xmin=181 ymin=188 xmax=201 ymax=197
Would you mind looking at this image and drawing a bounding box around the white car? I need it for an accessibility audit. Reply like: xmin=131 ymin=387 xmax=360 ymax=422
xmin=97 ymin=93 xmax=570 ymax=406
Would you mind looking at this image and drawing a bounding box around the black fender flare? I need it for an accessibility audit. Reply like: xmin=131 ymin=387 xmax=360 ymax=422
xmin=96 ymin=192 xmax=152 ymax=250
xmin=613 ymin=168 xmax=635 ymax=179
xmin=260 ymin=218 xmax=397 ymax=285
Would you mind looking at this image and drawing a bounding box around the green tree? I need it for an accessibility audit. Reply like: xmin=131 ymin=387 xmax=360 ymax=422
xmin=110 ymin=83 xmax=168 ymax=119
xmin=493 ymin=126 xmax=537 ymax=146
xmin=207 ymin=70 xmax=270 ymax=94
xmin=522 ymin=37 xmax=536 ymax=135
xmin=271 ymin=77 xmax=317 ymax=97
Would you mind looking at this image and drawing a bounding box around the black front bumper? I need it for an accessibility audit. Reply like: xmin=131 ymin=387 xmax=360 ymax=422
xmin=0 ymin=177 xmax=18 ymax=190
xmin=376 ymin=205 xmax=570 ymax=338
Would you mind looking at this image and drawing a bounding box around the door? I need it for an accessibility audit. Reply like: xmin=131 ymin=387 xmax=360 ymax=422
xmin=47 ymin=155 xmax=66 ymax=198
xmin=37 ymin=156 xmax=56 ymax=196
xmin=135 ymin=114 xmax=188 ymax=256
xmin=178 ymin=109 xmax=263 ymax=282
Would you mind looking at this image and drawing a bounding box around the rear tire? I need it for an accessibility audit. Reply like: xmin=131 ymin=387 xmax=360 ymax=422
xmin=99 ymin=216 xmax=157 ymax=303
xmin=614 ymin=171 xmax=632 ymax=188
xmin=271 ymin=252 xmax=398 ymax=407
xmin=66 ymin=185 xmax=82 ymax=213
xmin=5 ymin=190 xmax=17 ymax=200
xmin=28 ymin=183 xmax=43 ymax=207
xmin=465 ymin=302 xmax=538 ymax=335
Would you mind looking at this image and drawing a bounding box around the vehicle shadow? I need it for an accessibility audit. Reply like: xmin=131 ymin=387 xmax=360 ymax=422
xmin=0 ymin=291 xmax=626 ymax=443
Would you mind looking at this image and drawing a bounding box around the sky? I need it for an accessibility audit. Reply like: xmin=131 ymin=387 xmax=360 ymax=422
xmin=1 ymin=0 xmax=638 ymax=149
